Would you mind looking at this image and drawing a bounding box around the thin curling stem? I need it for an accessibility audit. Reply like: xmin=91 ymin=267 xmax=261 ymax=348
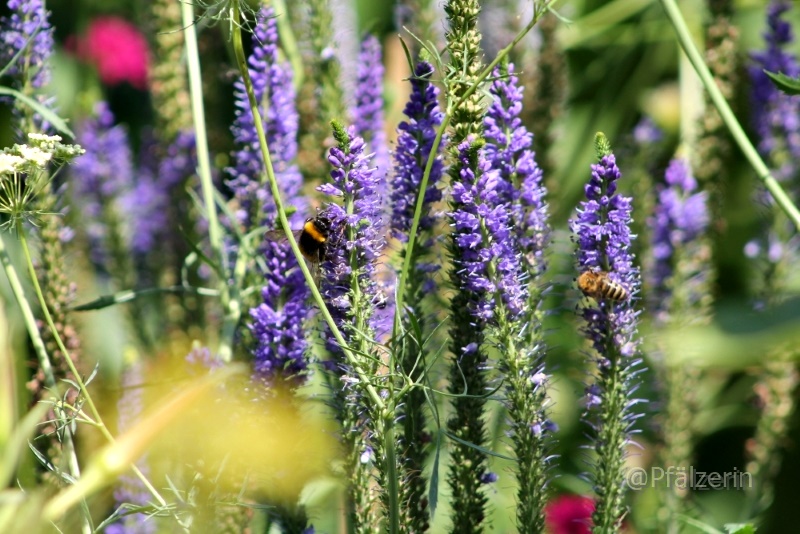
xmin=659 ymin=0 xmax=800 ymax=231
xmin=228 ymin=2 xmax=384 ymax=411
xmin=14 ymin=219 xmax=167 ymax=509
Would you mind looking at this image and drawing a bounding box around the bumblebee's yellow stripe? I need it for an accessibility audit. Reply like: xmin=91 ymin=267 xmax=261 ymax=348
xmin=303 ymin=220 xmax=327 ymax=243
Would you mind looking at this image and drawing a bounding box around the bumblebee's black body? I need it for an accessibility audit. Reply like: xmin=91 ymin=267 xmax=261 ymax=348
xmin=298 ymin=216 xmax=331 ymax=263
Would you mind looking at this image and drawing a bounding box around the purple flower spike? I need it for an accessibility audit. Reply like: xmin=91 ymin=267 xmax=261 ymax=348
xmin=749 ymin=1 xmax=800 ymax=182
xmin=250 ymin=235 xmax=310 ymax=383
xmin=225 ymin=8 xmax=311 ymax=383
xmin=122 ymin=131 xmax=196 ymax=256
xmin=1 ymin=0 xmax=54 ymax=89
xmin=649 ymin=158 xmax=709 ymax=306
xmin=484 ymin=64 xmax=550 ymax=276
xmin=390 ymin=61 xmax=445 ymax=243
xmin=449 ymin=138 xmax=526 ymax=321
xmin=227 ymin=6 xmax=303 ymax=229
xmin=318 ymin=123 xmax=387 ymax=351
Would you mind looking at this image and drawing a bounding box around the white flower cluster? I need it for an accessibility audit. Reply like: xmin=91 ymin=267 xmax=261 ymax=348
xmin=0 ymin=134 xmax=85 ymax=228
xmin=0 ymin=134 xmax=84 ymax=176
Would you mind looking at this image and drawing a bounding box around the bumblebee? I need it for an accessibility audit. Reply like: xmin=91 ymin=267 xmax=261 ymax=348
xmin=298 ymin=215 xmax=332 ymax=263
xmin=577 ymin=270 xmax=628 ymax=302
xmin=267 ymin=215 xmax=333 ymax=264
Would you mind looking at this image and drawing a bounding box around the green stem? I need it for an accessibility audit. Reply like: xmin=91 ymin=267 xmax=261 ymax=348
xmin=14 ymin=221 xmax=166 ymax=509
xmin=384 ymin=415 xmax=400 ymax=534
xmin=0 ymin=234 xmax=55 ymax=390
xmin=271 ymin=0 xmax=305 ymax=90
xmin=659 ymin=0 xmax=800 ymax=231
xmin=229 ymin=3 xmax=384 ymax=411
xmin=181 ymin=0 xmax=238 ymax=362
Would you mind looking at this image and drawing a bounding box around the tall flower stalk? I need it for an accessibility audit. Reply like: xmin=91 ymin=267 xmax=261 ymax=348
xmin=442 ymin=1 xmax=492 ymax=530
xmin=390 ymin=60 xmax=445 ymax=533
xmin=318 ymin=122 xmax=388 ymax=532
xmin=483 ymin=62 xmax=553 ymax=532
xmin=570 ymin=134 xmax=643 ymax=533
xmin=228 ymin=8 xmax=312 ymax=528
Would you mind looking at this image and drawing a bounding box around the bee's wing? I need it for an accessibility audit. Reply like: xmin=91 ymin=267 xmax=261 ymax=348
xmin=264 ymin=229 xmax=302 ymax=243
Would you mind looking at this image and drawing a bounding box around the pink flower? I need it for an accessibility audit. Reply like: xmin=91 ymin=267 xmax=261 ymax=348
xmin=74 ymin=17 xmax=149 ymax=89
xmin=544 ymin=495 xmax=595 ymax=534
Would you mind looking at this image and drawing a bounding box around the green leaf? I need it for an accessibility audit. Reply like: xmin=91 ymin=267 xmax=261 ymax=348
xmin=724 ymin=523 xmax=756 ymax=534
xmin=764 ymin=69 xmax=800 ymax=95
xmin=0 ymin=86 xmax=74 ymax=138
xmin=724 ymin=524 xmax=756 ymax=534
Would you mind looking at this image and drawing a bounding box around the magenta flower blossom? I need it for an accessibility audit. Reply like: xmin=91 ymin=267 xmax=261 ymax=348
xmin=74 ymin=16 xmax=150 ymax=89
xmin=544 ymin=495 xmax=595 ymax=534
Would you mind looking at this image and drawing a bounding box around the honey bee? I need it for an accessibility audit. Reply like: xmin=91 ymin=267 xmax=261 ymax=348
xmin=577 ymin=270 xmax=628 ymax=302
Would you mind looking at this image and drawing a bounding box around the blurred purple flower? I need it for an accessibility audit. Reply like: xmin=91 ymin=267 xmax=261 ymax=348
xmin=106 ymin=361 xmax=155 ymax=534
xmin=649 ymin=158 xmax=709 ymax=306
xmin=1 ymin=0 xmax=54 ymax=88
xmin=484 ymin=64 xmax=550 ymax=277
xmin=632 ymin=116 xmax=663 ymax=146
xmin=71 ymin=102 xmax=134 ymax=266
xmin=749 ymin=0 xmax=800 ymax=182
xmin=353 ymin=35 xmax=390 ymax=187
xmin=122 ymin=131 xmax=195 ymax=256
xmin=449 ymin=138 xmax=526 ymax=322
